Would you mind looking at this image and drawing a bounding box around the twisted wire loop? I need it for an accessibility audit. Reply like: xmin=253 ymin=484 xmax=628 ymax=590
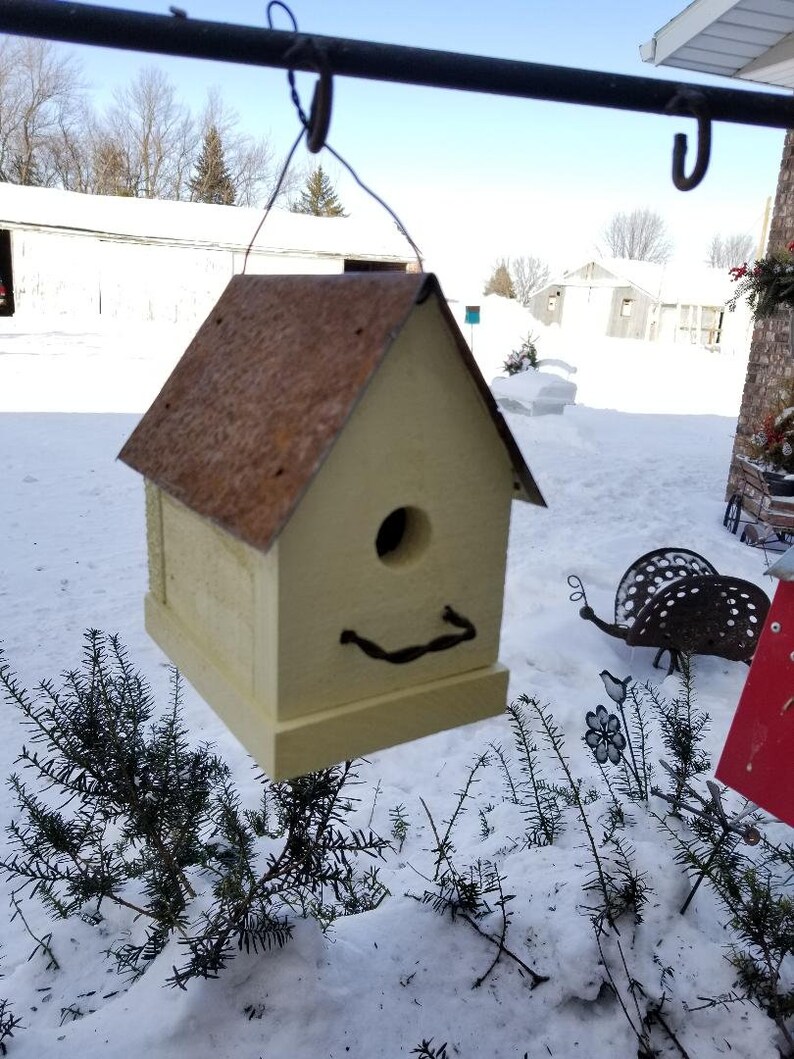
xmin=284 ymin=38 xmax=333 ymax=153
xmin=266 ymin=1 xmax=298 ymax=32
xmin=247 ymin=0 xmax=423 ymax=270
xmin=340 ymin=605 xmax=476 ymax=664
xmin=567 ymin=580 xmax=592 ymax=618
xmin=267 ymin=1 xmax=332 ymax=154
xmin=666 ymin=89 xmax=712 ymax=191
xmin=567 ymin=573 xmax=587 ymax=605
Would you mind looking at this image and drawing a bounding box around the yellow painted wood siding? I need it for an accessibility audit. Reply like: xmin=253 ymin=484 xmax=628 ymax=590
xmin=156 ymin=490 xmax=276 ymax=702
xmin=276 ymin=295 xmax=516 ymax=720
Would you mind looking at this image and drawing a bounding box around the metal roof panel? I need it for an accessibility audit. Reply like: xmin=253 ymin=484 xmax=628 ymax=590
xmin=119 ymin=273 xmax=544 ymax=554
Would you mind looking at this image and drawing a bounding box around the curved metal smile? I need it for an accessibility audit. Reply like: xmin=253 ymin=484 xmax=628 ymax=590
xmin=339 ymin=605 xmax=476 ymax=665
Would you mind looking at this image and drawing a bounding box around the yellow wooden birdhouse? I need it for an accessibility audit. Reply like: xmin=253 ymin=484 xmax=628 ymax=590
xmin=119 ymin=272 xmax=545 ymax=779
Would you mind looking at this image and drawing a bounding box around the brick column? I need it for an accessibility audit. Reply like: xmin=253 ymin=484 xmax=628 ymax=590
xmin=727 ymin=129 xmax=794 ymax=498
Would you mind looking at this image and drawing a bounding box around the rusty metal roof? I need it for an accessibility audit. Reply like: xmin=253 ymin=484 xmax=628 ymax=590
xmin=119 ymin=272 xmax=545 ymax=554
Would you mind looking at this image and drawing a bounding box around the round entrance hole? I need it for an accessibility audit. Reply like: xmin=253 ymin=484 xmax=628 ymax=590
xmin=375 ymin=506 xmax=430 ymax=566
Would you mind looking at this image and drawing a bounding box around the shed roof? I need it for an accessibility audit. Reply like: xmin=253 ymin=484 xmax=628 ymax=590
xmin=557 ymin=258 xmax=731 ymax=305
xmin=641 ymin=0 xmax=794 ymax=87
xmin=0 ymin=182 xmax=412 ymax=263
xmin=119 ymin=272 xmax=544 ymax=554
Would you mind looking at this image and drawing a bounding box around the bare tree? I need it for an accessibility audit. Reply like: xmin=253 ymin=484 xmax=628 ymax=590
xmin=46 ymin=99 xmax=101 ymax=193
xmin=706 ymin=232 xmax=755 ymax=269
xmin=0 ymin=38 xmax=86 ymax=187
xmin=103 ymin=67 xmax=195 ymax=199
xmin=0 ymin=43 xmax=291 ymax=208
xmin=601 ymin=207 xmax=672 ymax=264
xmin=511 ymin=256 xmax=550 ymax=305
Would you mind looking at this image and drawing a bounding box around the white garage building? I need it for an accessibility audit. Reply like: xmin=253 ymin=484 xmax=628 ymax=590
xmin=0 ymin=183 xmax=413 ymax=325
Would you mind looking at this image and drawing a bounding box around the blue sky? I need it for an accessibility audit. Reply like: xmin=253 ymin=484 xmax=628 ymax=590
xmin=40 ymin=0 xmax=788 ymax=296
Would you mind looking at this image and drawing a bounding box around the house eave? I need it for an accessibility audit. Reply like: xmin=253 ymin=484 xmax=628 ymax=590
xmin=641 ymin=0 xmax=794 ymax=89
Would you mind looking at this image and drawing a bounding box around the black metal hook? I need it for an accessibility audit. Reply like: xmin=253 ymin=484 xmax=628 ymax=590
xmin=666 ymin=90 xmax=712 ymax=192
xmin=267 ymin=2 xmax=333 ymax=154
xmin=286 ymin=38 xmax=333 ymax=154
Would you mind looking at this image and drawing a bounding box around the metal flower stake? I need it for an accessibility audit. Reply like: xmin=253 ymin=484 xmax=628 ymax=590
xmin=584 ymin=705 xmax=627 ymax=765
xmin=582 ymin=669 xmax=650 ymax=802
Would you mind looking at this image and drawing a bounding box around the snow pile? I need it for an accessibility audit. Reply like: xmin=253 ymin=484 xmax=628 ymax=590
xmin=449 ymin=292 xmax=750 ymax=417
xmin=0 ymin=322 xmax=788 ymax=1058
xmin=490 ymin=366 xmax=577 ymax=416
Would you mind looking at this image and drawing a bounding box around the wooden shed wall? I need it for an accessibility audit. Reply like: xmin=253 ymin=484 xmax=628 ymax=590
xmin=605 ymin=287 xmax=653 ymax=339
xmin=528 ymin=283 xmax=564 ymax=325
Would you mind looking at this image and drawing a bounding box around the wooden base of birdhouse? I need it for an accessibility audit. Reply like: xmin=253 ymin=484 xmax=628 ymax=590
xmin=145 ymin=593 xmax=509 ymax=780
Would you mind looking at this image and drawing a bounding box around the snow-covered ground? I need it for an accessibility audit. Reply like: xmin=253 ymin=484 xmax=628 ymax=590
xmin=0 ymin=310 xmax=788 ymax=1058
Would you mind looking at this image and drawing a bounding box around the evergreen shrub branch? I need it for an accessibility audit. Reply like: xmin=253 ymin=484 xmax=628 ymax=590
xmin=388 ymin=803 xmax=410 ymax=854
xmin=641 ymin=656 xmax=709 ymax=808
xmin=0 ymin=949 xmax=21 ymax=1058
xmin=417 ymin=797 xmax=548 ymax=989
xmin=616 ymin=686 xmax=653 ymax=802
xmin=0 ymin=632 xmax=389 ymax=988
xmin=505 ymin=697 xmax=565 ymax=845
xmin=411 ymin=1039 xmax=449 ymax=1059
xmin=0 ymin=997 xmax=21 ymax=1057
xmin=600 ymin=665 xmax=794 ymax=1051
xmin=656 ymin=807 xmax=794 ymax=1051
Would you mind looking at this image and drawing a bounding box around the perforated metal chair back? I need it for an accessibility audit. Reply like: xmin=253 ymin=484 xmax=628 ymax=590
xmin=626 ymin=574 xmax=770 ymax=664
xmin=614 ymin=548 xmax=718 ymax=628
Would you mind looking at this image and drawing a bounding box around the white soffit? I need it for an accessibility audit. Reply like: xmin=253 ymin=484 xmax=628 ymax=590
xmin=641 ymin=0 xmax=794 ymax=89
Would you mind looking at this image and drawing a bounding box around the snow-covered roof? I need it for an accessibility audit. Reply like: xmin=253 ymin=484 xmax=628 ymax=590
xmin=640 ymin=0 xmax=794 ymax=88
xmin=560 ymin=258 xmax=732 ymax=306
xmin=0 ymin=182 xmax=413 ymax=263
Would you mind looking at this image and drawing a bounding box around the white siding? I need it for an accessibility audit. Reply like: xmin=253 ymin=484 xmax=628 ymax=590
xmin=14 ymin=230 xmax=101 ymax=315
xmin=644 ymin=0 xmax=794 ymax=87
xmin=0 ymin=184 xmax=411 ymax=325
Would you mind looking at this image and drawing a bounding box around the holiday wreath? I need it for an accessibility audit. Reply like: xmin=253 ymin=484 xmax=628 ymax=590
xmin=728 ymin=240 xmax=794 ymax=318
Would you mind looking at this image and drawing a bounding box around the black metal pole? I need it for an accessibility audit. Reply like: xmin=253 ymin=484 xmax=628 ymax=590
xmin=2 ymin=0 xmax=794 ymax=130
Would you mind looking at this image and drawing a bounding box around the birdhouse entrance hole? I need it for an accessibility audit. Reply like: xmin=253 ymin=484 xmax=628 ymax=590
xmin=375 ymin=506 xmax=430 ymax=566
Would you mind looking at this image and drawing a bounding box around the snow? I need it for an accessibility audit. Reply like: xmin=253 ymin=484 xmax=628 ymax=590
xmin=490 ymin=367 xmax=577 ymax=416
xmin=0 ymin=182 xmax=412 ymax=260
xmin=0 ymin=308 xmax=789 ymax=1058
xmin=563 ymin=258 xmax=733 ymax=307
xmin=454 ymin=293 xmax=750 ymax=416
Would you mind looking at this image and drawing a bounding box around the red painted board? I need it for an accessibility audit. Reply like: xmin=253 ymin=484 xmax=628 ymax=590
xmin=716 ymin=581 xmax=794 ymax=827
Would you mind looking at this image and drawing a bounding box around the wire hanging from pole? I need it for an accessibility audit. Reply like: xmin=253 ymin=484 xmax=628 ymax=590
xmin=323 ymin=144 xmax=424 ymax=270
xmin=243 ymin=2 xmax=423 ymax=273
xmin=242 ymin=126 xmax=306 ymax=274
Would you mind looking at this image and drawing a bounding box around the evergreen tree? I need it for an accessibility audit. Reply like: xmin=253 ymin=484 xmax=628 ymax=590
xmin=483 ymin=259 xmax=516 ymax=299
xmin=93 ymin=141 xmax=132 ymax=197
xmin=189 ymin=124 xmax=235 ymax=205
xmin=290 ymin=165 xmax=347 ymax=217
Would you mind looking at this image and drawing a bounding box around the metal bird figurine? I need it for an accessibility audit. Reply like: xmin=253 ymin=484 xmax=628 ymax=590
xmin=599 ymin=669 xmax=632 ymax=706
